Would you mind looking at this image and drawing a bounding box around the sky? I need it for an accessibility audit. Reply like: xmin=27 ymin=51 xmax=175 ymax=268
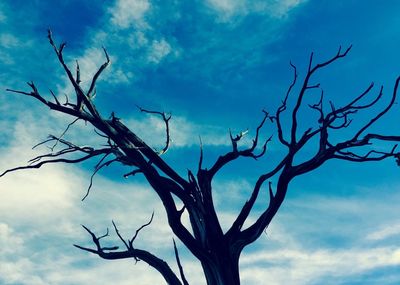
xmin=1 ymin=0 xmax=400 ymax=284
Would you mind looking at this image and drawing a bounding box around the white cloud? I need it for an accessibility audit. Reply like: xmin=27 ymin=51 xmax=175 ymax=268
xmin=236 ymin=187 xmax=400 ymax=284
xmin=57 ymin=46 xmax=130 ymax=95
xmin=205 ymin=0 xmax=307 ymax=22
xmin=108 ymin=68 xmax=135 ymax=83
xmin=147 ymin=38 xmax=173 ymax=64
xmin=0 ymin=4 xmax=6 ymax=23
xmin=53 ymin=0 xmax=178 ymax=94
xmin=109 ymin=0 xmax=150 ymax=29
xmin=240 ymin=247 xmax=400 ymax=285
xmin=75 ymin=48 xmax=108 ymax=86
xmin=1 ymin=114 xmax=400 ymax=284
xmin=0 ymin=50 xmax=14 ymax=65
xmin=126 ymin=114 xmax=233 ymax=148
xmin=55 ymin=47 xmax=135 ymax=100
xmin=0 ymin=33 xmax=31 ymax=65
xmin=267 ymin=0 xmax=305 ymax=18
xmin=0 ymin=114 xmax=175 ymax=284
xmin=0 ymin=33 xmax=20 ymax=48
xmin=206 ymin=0 xmax=246 ymax=18
xmin=0 ymin=117 xmax=85 ymax=228
xmin=0 ymin=223 xmax=24 ymax=255
xmin=128 ymin=30 xmax=149 ymax=49
xmin=366 ymin=222 xmax=400 ymax=241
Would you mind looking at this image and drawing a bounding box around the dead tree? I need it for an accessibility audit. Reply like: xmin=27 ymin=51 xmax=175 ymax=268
xmin=2 ymin=31 xmax=400 ymax=285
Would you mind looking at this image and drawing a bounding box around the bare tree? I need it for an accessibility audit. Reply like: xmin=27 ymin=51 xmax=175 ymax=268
xmin=2 ymin=31 xmax=400 ymax=285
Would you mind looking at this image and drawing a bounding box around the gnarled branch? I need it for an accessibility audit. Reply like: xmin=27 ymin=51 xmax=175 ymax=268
xmin=74 ymin=221 xmax=183 ymax=285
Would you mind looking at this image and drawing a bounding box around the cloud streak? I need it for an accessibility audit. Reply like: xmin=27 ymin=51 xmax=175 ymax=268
xmin=205 ymin=0 xmax=307 ymax=23
xmin=1 ymin=112 xmax=400 ymax=284
xmin=109 ymin=0 xmax=151 ymax=29
xmin=2 ymin=1 xmax=400 ymax=284
xmin=126 ymin=113 xmax=233 ymax=148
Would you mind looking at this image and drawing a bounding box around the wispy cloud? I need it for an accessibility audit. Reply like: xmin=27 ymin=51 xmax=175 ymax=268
xmin=0 ymin=3 xmax=6 ymax=23
xmin=366 ymin=223 xmax=400 ymax=241
xmin=237 ymin=189 xmax=400 ymax=284
xmin=0 ymin=223 xmax=24 ymax=255
xmin=126 ymin=113 xmax=233 ymax=148
xmin=147 ymin=38 xmax=174 ymax=64
xmin=3 ymin=1 xmax=400 ymax=285
xmin=270 ymin=0 xmax=308 ymax=17
xmin=1 ymin=113 xmax=400 ymax=284
xmin=205 ymin=0 xmax=307 ymax=23
xmin=0 ymin=33 xmax=20 ymax=48
xmin=53 ymin=0 xmax=178 ymax=94
xmin=240 ymin=246 xmax=400 ymax=285
xmin=0 ymin=32 xmax=32 ymax=65
xmin=0 ymin=114 xmax=177 ymax=284
xmin=108 ymin=0 xmax=151 ymax=29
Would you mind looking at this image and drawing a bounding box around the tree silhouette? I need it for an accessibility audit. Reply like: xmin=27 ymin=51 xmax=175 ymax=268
xmin=2 ymin=31 xmax=400 ymax=285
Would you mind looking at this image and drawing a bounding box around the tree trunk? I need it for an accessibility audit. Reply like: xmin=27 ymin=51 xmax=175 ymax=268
xmin=201 ymin=257 xmax=240 ymax=285
xmin=199 ymin=241 xmax=241 ymax=285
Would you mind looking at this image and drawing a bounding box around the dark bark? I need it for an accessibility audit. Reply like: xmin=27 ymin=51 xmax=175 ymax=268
xmin=201 ymin=253 xmax=240 ymax=285
xmin=3 ymin=33 xmax=400 ymax=285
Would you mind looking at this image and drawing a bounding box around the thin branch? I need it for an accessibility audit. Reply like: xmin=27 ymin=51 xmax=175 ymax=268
xmin=49 ymin=89 xmax=61 ymax=105
xmin=137 ymin=105 xmax=172 ymax=155
xmin=87 ymin=47 xmax=110 ymax=98
xmin=273 ymin=62 xmax=297 ymax=147
xmin=342 ymin=82 xmax=377 ymax=110
xmin=353 ymin=81 xmax=398 ymax=139
xmin=309 ymin=45 xmax=352 ymax=74
xmin=173 ymin=239 xmax=189 ymax=285
xmin=74 ymin=225 xmax=183 ymax=285
xmin=208 ymin=111 xmax=272 ymax=178
xmin=112 ymin=220 xmax=129 ymax=250
xmin=7 ymin=82 xmax=47 ymax=105
xmin=291 ymin=45 xmax=352 ymax=145
xmin=7 ymin=82 xmax=93 ymax=123
xmin=0 ymin=149 xmax=111 ymax=178
xmin=123 ymin=168 xmax=143 ymax=178
xmin=230 ymin=128 xmax=249 ymax=151
xmin=50 ymin=117 xmax=80 ymax=150
xmin=308 ymin=88 xmax=324 ymax=124
xmin=198 ymin=136 xmax=203 ymax=173
xmin=82 ymin=156 xmax=118 ymax=201
xmin=129 ymin=212 xmax=155 ymax=248
xmin=47 ymin=29 xmax=100 ymax=116
xmin=76 ymin=60 xmax=81 ymax=85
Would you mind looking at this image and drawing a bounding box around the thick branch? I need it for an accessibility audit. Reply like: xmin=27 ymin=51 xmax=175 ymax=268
xmin=226 ymin=156 xmax=289 ymax=238
xmin=235 ymin=166 xmax=292 ymax=248
xmin=74 ymin=224 xmax=183 ymax=285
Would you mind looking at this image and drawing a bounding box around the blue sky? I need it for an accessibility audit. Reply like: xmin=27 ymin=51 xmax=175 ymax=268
xmin=1 ymin=0 xmax=400 ymax=284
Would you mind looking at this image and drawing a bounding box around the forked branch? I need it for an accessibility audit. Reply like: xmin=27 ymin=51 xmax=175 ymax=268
xmin=74 ymin=219 xmax=183 ymax=285
xmin=208 ymin=110 xmax=273 ymax=178
xmin=230 ymin=47 xmax=400 ymax=250
xmin=291 ymin=46 xmax=352 ymax=145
